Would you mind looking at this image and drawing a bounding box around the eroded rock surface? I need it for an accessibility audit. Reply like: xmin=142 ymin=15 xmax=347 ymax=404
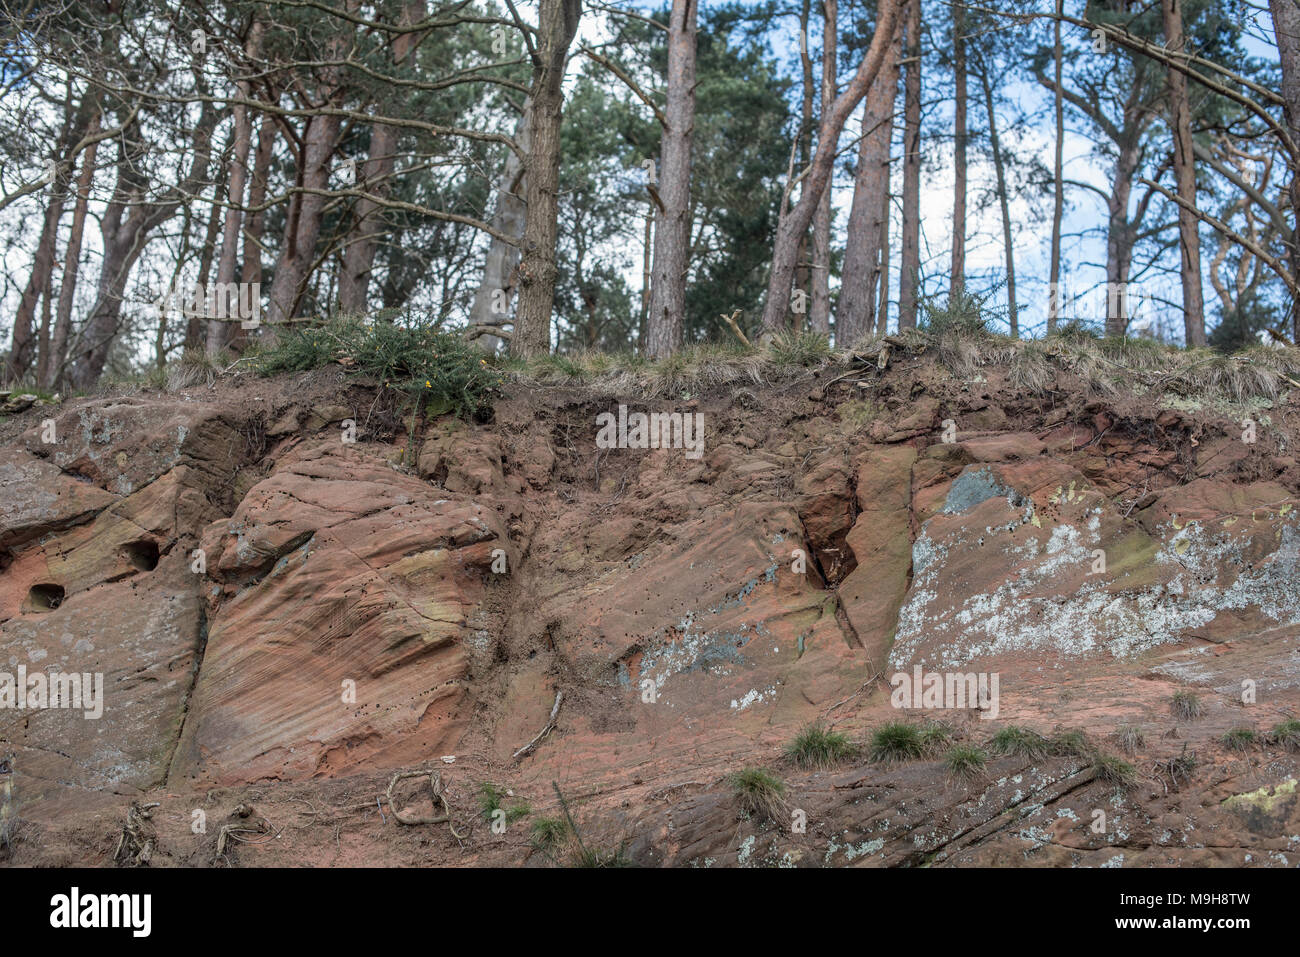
xmin=3 ymin=363 xmax=1299 ymax=867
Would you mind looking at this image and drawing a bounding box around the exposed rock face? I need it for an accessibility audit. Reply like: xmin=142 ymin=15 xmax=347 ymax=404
xmin=172 ymin=440 xmax=504 ymax=785
xmin=3 ymin=363 xmax=1300 ymax=867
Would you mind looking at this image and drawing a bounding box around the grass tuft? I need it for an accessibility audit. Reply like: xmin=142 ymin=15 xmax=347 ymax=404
xmin=1270 ymin=719 xmax=1300 ymax=751
xmin=990 ymin=725 xmax=1050 ymax=760
xmin=944 ymin=744 xmax=987 ymax=780
xmin=1047 ymin=729 xmax=1093 ymax=759
xmin=1170 ymin=690 xmax=1204 ymax=721
xmin=529 ymin=816 xmax=570 ymax=852
xmin=784 ymin=722 xmax=858 ymax=769
xmin=1115 ymin=725 xmax=1145 ymax=757
xmin=727 ymin=767 xmax=787 ymax=820
xmin=1220 ymin=727 xmax=1258 ymax=753
xmin=869 ymin=722 xmax=927 ymax=763
xmin=1093 ymin=753 xmax=1139 ymax=789
xmin=477 ymin=783 xmax=530 ymax=824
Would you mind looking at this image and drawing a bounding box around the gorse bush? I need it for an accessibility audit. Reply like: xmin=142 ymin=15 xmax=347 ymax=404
xmin=252 ymin=314 xmax=501 ymax=418
xmin=920 ymin=286 xmax=991 ymax=337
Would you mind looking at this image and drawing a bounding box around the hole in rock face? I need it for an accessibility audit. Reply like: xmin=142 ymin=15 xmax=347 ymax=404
xmin=27 ymin=583 xmax=65 ymax=612
xmin=121 ymin=539 xmax=160 ymax=571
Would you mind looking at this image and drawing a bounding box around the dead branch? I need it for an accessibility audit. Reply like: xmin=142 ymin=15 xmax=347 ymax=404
xmin=514 ymin=690 xmax=564 ymax=761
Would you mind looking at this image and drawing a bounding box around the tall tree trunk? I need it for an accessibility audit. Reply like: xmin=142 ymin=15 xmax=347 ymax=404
xmin=511 ymin=0 xmax=582 ymax=358
xmin=37 ymin=264 xmax=53 ymax=382
xmin=1049 ymin=0 xmax=1064 ymax=333
xmin=980 ymin=67 xmax=1017 ymax=337
xmin=190 ymin=170 xmax=227 ymax=350
xmin=646 ymin=0 xmax=698 ymax=357
xmin=5 ymin=94 xmax=90 ymax=383
xmin=207 ymin=21 xmax=261 ymax=356
xmin=1104 ymin=140 xmax=1140 ymax=337
xmin=228 ymin=113 xmax=277 ymax=358
xmin=1269 ymin=0 xmax=1300 ymax=341
xmin=638 ymin=207 xmax=652 ymax=349
xmin=792 ymin=0 xmax=815 ymax=316
xmin=265 ymin=7 xmax=355 ymax=331
xmin=836 ymin=16 xmax=901 ymax=344
xmin=71 ymin=104 xmax=219 ymax=388
xmin=761 ymin=0 xmax=902 ymax=332
xmin=877 ymin=183 xmax=891 ymax=334
xmin=809 ymin=0 xmax=837 ymax=337
xmin=950 ymin=2 xmax=967 ymax=292
xmin=265 ymin=116 xmax=342 ymax=326
xmin=898 ymin=0 xmax=922 ymax=329
xmin=43 ymin=113 xmax=101 ymax=390
xmin=1163 ymin=0 xmax=1205 ymax=346
xmin=469 ymin=105 xmax=531 ymax=354
xmin=337 ymin=0 xmax=425 ymax=315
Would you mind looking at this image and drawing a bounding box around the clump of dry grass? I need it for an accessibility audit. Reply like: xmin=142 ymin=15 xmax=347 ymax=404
xmin=501 ymin=317 xmax=1300 ymax=407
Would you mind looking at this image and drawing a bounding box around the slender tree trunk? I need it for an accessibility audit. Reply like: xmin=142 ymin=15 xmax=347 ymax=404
xmin=207 ymin=22 xmax=261 ymax=356
xmin=228 ymin=113 xmax=276 ymax=357
xmin=761 ymin=0 xmax=902 ymax=332
xmin=898 ymin=0 xmax=922 ymax=329
xmin=469 ymin=105 xmax=531 ymax=354
xmin=72 ymin=104 xmax=218 ymax=388
xmin=809 ymin=0 xmax=837 ymax=337
xmin=190 ymin=173 xmax=226 ymax=350
xmin=950 ymin=2 xmax=967 ymax=292
xmin=512 ymin=0 xmax=582 ymax=358
xmin=338 ymin=0 xmax=425 ymax=315
xmin=1105 ymin=140 xmax=1139 ymax=337
xmin=37 ymin=264 xmax=53 ymax=382
xmin=794 ymin=0 xmax=815 ymax=314
xmin=1049 ymin=0 xmax=1064 ymax=332
xmin=42 ymin=114 xmax=100 ymax=389
xmin=265 ymin=114 xmax=342 ymax=327
xmin=1163 ymin=0 xmax=1205 ymax=346
xmin=1269 ymin=0 xmax=1300 ymax=340
xmin=647 ymin=0 xmax=698 ymax=358
xmin=877 ymin=184 xmax=891 ymax=333
xmin=639 ymin=207 xmax=652 ymax=349
xmin=836 ymin=16 xmax=901 ymax=344
xmin=5 ymin=94 xmax=90 ymax=383
xmin=265 ymin=8 xmax=355 ymax=331
xmin=980 ymin=67 xmax=1017 ymax=336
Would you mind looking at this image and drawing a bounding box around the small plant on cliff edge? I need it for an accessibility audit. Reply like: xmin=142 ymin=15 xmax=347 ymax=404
xmin=990 ymin=725 xmax=1050 ymax=760
xmin=944 ymin=745 xmax=987 ymax=780
xmin=1156 ymin=745 xmax=1199 ymax=791
xmin=1047 ymin=729 xmax=1093 ymax=759
xmin=529 ymin=816 xmax=570 ymax=852
xmin=1271 ymin=719 xmax=1300 ymax=751
xmin=252 ymin=313 xmax=500 ymax=418
xmin=918 ymin=722 xmax=954 ymax=755
xmin=1093 ymin=753 xmax=1139 ymax=789
xmin=477 ymin=783 xmax=530 ymax=824
xmin=1115 ymin=725 xmax=1145 ymax=757
xmin=784 ymin=722 xmax=857 ymax=769
xmin=1220 ymin=727 xmax=1258 ymax=753
xmin=1170 ymin=690 xmax=1204 ymax=721
xmin=727 ymin=767 xmax=787 ymax=819
xmin=869 ymin=722 xmax=926 ymax=763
